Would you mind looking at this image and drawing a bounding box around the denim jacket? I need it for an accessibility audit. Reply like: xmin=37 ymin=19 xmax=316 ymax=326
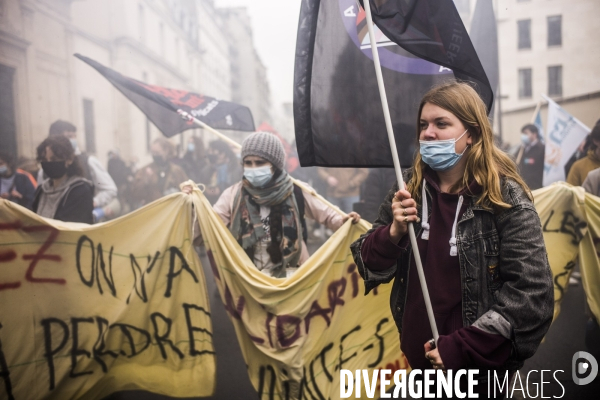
xmin=350 ymin=170 xmax=554 ymax=371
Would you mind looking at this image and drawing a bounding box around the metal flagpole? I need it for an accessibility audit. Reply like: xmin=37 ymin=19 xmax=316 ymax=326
xmin=176 ymin=109 xmax=348 ymax=218
xmin=363 ymin=0 xmax=439 ymax=343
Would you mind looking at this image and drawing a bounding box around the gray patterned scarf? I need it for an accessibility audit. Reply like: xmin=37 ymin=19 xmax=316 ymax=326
xmin=230 ymin=172 xmax=302 ymax=277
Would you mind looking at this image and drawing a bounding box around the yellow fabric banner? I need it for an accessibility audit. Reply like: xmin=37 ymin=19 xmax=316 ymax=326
xmin=533 ymin=183 xmax=588 ymax=320
xmin=579 ymin=191 xmax=600 ymax=323
xmin=533 ymin=182 xmax=600 ymax=323
xmin=191 ymin=186 xmax=405 ymax=399
xmin=0 ymin=195 xmax=215 ymax=400
xmin=2 ymin=181 xmax=600 ymax=400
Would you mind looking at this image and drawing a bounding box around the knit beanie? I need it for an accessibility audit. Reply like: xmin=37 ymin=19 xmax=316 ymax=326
xmin=241 ymin=132 xmax=286 ymax=170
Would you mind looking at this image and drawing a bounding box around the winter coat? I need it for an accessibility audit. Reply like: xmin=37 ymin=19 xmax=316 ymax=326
xmin=583 ymin=167 xmax=600 ymax=196
xmin=518 ymin=141 xmax=545 ymax=190
xmin=213 ymin=181 xmax=345 ymax=266
xmin=32 ymin=176 xmax=94 ymax=224
xmin=0 ymin=171 xmax=36 ymax=210
xmin=37 ymin=153 xmax=117 ymax=207
xmin=567 ymin=151 xmax=600 ymax=187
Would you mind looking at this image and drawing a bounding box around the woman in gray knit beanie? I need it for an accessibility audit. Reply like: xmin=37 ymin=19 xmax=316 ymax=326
xmin=184 ymin=131 xmax=360 ymax=278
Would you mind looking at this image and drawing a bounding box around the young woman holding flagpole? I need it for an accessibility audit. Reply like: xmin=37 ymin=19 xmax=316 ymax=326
xmin=352 ymin=1 xmax=553 ymax=397
xmin=359 ymin=0 xmax=440 ymax=348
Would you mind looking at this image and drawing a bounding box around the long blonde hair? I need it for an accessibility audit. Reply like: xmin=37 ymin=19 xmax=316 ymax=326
xmin=407 ymin=81 xmax=531 ymax=210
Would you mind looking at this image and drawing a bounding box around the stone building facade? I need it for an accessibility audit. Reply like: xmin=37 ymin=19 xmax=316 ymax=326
xmin=496 ymin=0 xmax=600 ymax=142
xmin=454 ymin=0 xmax=599 ymax=144
xmin=0 ymin=0 xmax=270 ymax=166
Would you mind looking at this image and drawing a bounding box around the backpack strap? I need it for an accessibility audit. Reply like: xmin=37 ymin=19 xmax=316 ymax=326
xmin=293 ymin=184 xmax=308 ymax=243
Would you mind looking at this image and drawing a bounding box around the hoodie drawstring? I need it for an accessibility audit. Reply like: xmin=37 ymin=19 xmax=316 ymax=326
xmin=420 ymin=179 xmax=463 ymax=256
xmin=421 ymin=179 xmax=430 ymax=240
xmin=449 ymin=195 xmax=464 ymax=256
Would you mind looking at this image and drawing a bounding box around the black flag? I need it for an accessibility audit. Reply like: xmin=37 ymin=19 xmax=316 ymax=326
xmin=75 ymin=54 xmax=255 ymax=137
xmin=360 ymin=0 xmax=493 ymax=111
xmin=294 ymin=0 xmax=492 ymax=167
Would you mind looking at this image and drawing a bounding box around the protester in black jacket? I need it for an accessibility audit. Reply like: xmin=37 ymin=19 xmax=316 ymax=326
xmin=32 ymin=135 xmax=94 ymax=224
xmin=518 ymin=124 xmax=545 ymax=189
xmin=0 ymin=151 xmax=36 ymax=210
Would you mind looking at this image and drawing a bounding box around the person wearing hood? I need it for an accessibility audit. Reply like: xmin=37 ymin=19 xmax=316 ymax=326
xmin=32 ymin=135 xmax=94 ymax=223
xmin=0 ymin=151 xmax=37 ymax=210
xmin=567 ymin=119 xmax=600 ymax=186
xmin=183 ymin=131 xmax=360 ymax=278
xmin=41 ymin=120 xmax=119 ymax=221
xmin=130 ymin=137 xmax=188 ymax=208
xmin=351 ymin=82 xmax=553 ymax=397
xmin=517 ymin=123 xmax=545 ymax=190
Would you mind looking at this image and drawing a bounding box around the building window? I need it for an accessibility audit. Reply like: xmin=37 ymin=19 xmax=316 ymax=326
xmin=138 ymin=5 xmax=145 ymax=44
xmin=547 ymin=15 xmax=562 ymax=47
xmin=82 ymin=99 xmax=96 ymax=154
xmin=517 ymin=19 xmax=531 ymax=49
xmin=548 ymin=65 xmax=563 ymax=97
xmin=518 ymin=68 xmax=532 ymax=99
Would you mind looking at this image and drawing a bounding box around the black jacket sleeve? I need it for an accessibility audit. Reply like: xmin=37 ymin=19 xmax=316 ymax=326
xmin=13 ymin=173 xmax=36 ymax=210
xmin=55 ymin=182 xmax=94 ymax=224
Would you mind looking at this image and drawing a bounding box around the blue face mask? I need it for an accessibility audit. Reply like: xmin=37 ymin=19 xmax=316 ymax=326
xmin=419 ymin=130 xmax=469 ymax=171
xmin=521 ymin=133 xmax=531 ymax=145
xmin=244 ymin=166 xmax=273 ymax=188
xmin=187 ymin=143 xmax=195 ymax=153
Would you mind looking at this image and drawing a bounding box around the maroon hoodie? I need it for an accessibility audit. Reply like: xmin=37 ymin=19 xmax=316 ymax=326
xmin=361 ymin=170 xmax=512 ymax=372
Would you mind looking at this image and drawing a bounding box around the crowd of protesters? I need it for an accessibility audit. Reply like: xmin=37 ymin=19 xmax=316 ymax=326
xmin=6 ymin=117 xmax=600 ymax=231
xmin=4 ymin=119 xmax=247 ymax=224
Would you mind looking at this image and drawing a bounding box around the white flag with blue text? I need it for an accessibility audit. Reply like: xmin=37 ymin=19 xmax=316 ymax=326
xmin=543 ymin=96 xmax=590 ymax=186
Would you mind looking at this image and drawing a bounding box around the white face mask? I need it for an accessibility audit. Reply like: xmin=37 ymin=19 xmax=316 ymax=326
xmin=244 ymin=166 xmax=273 ymax=187
xmin=419 ymin=129 xmax=469 ymax=171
